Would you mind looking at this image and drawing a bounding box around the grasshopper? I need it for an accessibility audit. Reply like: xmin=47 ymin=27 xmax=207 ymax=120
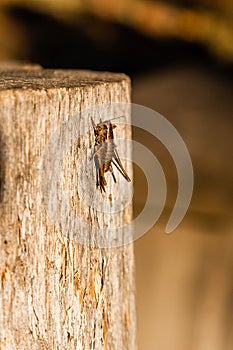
xmin=91 ymin=117 xmax=131 ymax=192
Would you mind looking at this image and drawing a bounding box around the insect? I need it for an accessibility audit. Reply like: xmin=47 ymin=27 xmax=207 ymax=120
xmin=91 ymin=117 xmax=131 ymax=192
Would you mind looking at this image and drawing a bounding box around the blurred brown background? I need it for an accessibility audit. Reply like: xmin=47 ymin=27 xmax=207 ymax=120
xmin=0 ymin=1 xmax=233 ymax=349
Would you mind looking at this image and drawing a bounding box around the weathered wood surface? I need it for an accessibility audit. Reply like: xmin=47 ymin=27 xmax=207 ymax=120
xmin=0 ymin=69 xmax=136 ymax=349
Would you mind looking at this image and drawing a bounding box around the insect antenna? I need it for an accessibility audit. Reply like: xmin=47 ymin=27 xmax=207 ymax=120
xmin=93 ymin=115 xmax=126 ymax=126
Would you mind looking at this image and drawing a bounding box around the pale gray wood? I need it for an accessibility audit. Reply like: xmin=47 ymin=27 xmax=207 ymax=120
xmin=0 ymin=69 xmax=136 ymax=349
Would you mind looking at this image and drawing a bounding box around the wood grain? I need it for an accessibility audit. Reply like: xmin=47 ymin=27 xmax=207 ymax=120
xmin=0 ymin=69 xmax=136 ymax=349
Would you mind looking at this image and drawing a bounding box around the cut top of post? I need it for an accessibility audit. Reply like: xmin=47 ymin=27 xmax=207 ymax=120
xmin=0 ymin=69 xmax=130 ymax=90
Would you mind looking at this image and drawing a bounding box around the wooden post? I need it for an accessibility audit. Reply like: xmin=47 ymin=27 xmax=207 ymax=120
xmin=0 ymin=68 xmax=136 ymax=349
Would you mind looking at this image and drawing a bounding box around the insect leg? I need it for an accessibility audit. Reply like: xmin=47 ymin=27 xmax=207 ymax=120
xmin=109 ymin=164 xmax=117 ymax=183
xmin=112 ymin=149 xmax=131 ymax=182
xmin=99 ymin=166 xmax=107 ymax=192
xmin=94 ymin=154 xmax=106 ymax=192
xmin=94 ymin=155 xmax=100 ymax=188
